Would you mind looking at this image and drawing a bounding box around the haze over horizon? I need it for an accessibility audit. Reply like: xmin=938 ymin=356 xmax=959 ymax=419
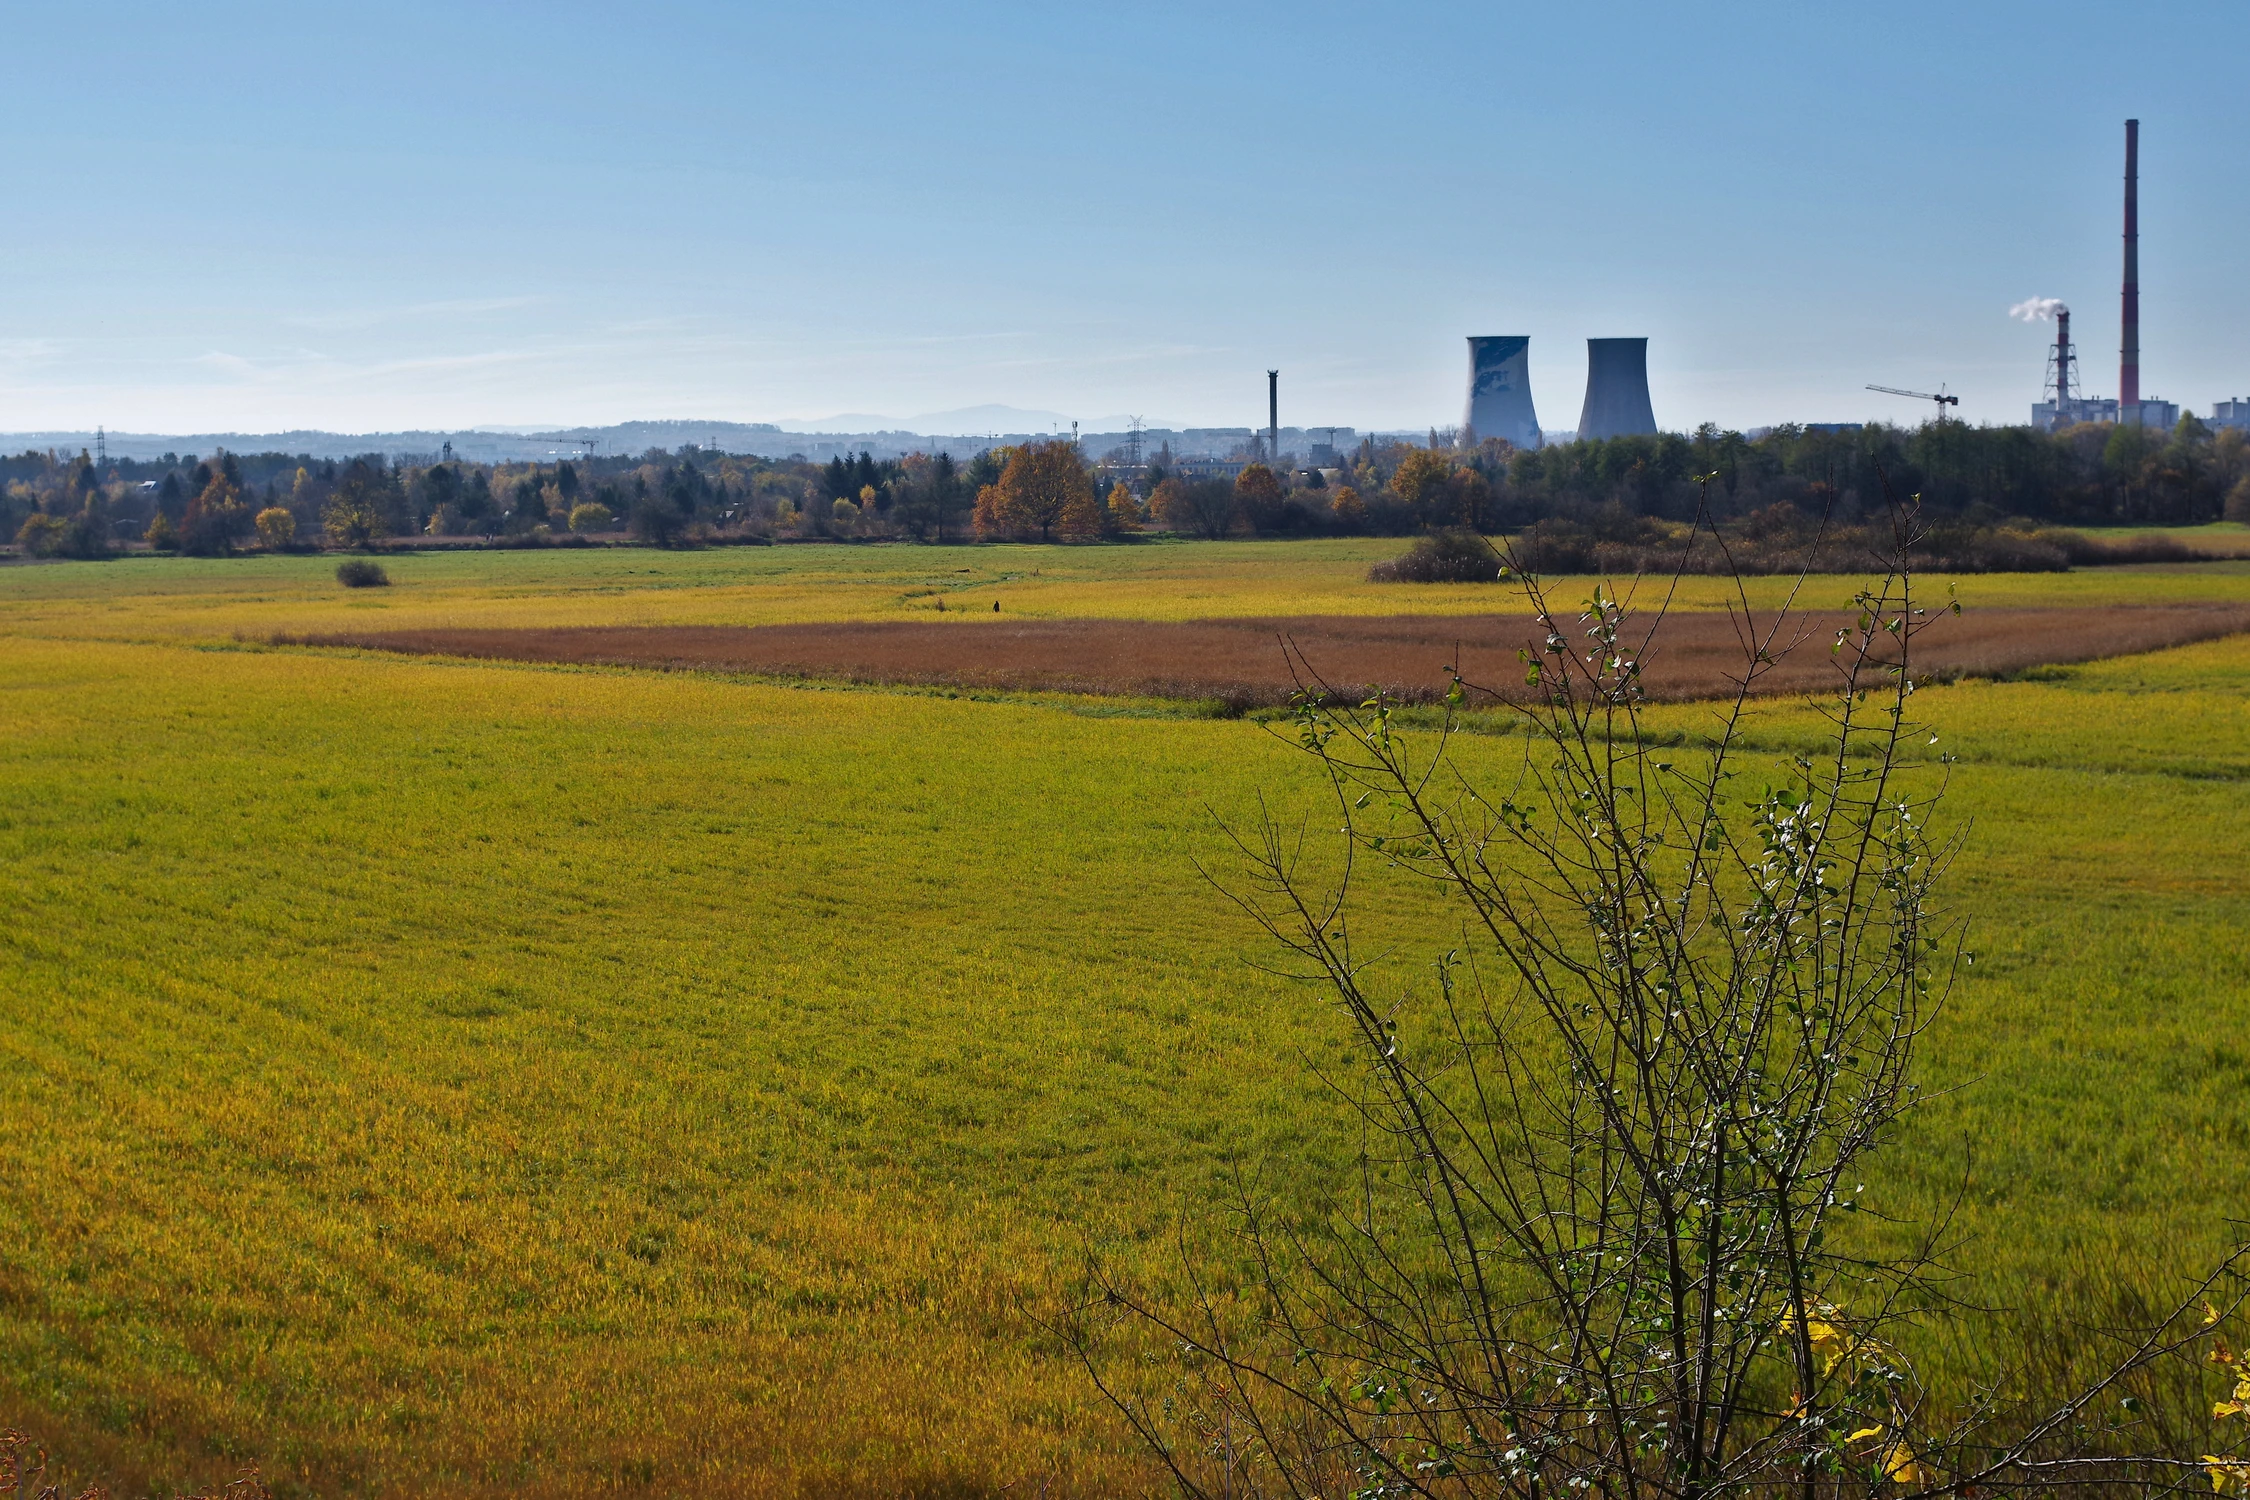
xmin=9 ymin=1 xmax=2247 ymax=439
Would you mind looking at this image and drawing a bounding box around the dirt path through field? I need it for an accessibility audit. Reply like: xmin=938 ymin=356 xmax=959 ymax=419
xmin=285 ymin=603 xmax=2250 ymax=707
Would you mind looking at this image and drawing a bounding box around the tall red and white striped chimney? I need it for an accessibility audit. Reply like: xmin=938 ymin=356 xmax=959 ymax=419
xmin=2120 ymin=118 xmax=2140 ymax=416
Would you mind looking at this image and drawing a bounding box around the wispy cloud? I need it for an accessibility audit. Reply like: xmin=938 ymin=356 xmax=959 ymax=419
xmin=286 ymin=296 xmax=540 ymax=333
xmin=193 ymin=350 xmax=261 ymax=379
xmin=0 ymin=337 xmax=71 ymax=368
xmin=187 ymin=346 xmax=541 ymax=392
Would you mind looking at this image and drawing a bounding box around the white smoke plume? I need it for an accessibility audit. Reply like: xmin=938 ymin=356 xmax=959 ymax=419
xmin=2010 ymin=296 xmax=2068 ymax=321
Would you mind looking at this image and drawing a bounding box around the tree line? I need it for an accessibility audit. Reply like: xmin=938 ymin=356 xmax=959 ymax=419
xmin=9 ymin=415 xmax=2246 ymax=559
xmin=1 ymin=445 xmax=971 ymax=557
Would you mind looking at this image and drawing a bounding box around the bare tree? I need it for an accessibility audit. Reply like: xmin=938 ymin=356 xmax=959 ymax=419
xmin=1073 ymin=490 xmax=2242 ymax=1499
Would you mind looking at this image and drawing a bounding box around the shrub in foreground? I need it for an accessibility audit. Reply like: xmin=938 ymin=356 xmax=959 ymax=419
xmin=335 ymin=559 xmax=389 ymax=588
xmin=1079 ymin=489 xmax=2246 ymax=1500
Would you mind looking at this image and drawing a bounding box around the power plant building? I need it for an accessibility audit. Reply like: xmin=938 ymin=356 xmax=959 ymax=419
xmin=2027 ymin=122 xmax=2189 ymax=433
xmin=1463 ymin=337 xmax=1542 ymax=448
xmin=2127 ymin=398 xmax=2180 ymax=430
xmin=2030 ymin=305 xmax=2122 ymax=428
xmin=2113 ymin=120 xmax=2177 ymax=430
xmin=2032 ymin=397 xmax=2118 ymax=428
xmin=1576 ymin=338 xmax=1658 ymax=441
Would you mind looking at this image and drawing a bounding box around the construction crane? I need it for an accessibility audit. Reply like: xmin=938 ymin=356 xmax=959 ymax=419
xmin=1865 ymin=384 xmax=1960 ymax=422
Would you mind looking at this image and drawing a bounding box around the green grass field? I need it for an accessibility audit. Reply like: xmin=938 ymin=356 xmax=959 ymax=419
xmin=3 ymin=542 xmax=2248 ymax=1497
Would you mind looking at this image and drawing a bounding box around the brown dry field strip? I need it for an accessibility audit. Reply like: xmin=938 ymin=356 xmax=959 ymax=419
xmin=286 ymin=602 xmax=2250 ymax=706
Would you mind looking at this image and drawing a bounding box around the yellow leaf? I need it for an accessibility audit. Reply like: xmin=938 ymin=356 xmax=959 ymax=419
xmin=1848 ymin=1427 xmax=1885 ymax=1444
xmin=2206 ymin=1458 xmax=2250 ymax=1495
xmin=1881 ymin=1441 xmax=1932 ymax=1486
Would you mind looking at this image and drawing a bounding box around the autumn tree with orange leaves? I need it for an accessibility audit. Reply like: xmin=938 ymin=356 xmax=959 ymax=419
xmin=972 ymin=440 xmax=1096 ymax=542
xmin=1105 ymin=481 xmax=1142 ymax=532
xmin=1233 ymin=462 xmax=1286 ymax=532
xmin=1386 ymin=445 xmax=1454 ymax=509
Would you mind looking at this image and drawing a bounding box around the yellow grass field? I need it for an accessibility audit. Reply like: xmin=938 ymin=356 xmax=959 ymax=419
xmin=2 ymin=538 xmax=2248 ymax=645
xmin=3 ymin=541 xmax=2247 ymax=1496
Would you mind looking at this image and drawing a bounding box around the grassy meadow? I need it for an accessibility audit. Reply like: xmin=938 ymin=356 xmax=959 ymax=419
xmin=4 ymin=535 xmax=2250 ymax=643
xmin=2 ymin=540 xmax=2248 ymax=1496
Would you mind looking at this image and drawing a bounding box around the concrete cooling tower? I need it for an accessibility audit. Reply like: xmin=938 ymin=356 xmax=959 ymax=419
xmin=1463 ymin=336 xmax=1542 ymax=448
xmin=1576 ymin=338 xmax=1658 ymax=440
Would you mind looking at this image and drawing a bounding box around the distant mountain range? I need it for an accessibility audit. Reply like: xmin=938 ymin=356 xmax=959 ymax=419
xmin=3 ymin=409 xmax=1381 ymax=466
xmin=773 ymin=405 xmax=1185 ymax=434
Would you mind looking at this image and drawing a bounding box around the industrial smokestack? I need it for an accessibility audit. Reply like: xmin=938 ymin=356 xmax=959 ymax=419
xmin=1267 ymin=369 xmax=1279 ymax=464
xmin=1462 ymin=336 xmax=1542 ymax=449
xmin=1576 ymin=338 xmax=1658 ymax=441
xmin=2056 ymin=307 xmax=2072 ymax=407
xmin=2121 ymin=118 xmax=2139 ymax=416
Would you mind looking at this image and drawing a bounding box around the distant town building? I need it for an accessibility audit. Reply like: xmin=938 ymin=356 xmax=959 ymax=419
xmin=1167 ymin=457 xmax=1252 ymax=482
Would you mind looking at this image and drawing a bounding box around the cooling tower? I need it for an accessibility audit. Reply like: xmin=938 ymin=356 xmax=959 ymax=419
xmin=1576 ymin=338 xmax=1658 ymax=441
xmin=1463 ymin=336 xmax=1542 ymax=449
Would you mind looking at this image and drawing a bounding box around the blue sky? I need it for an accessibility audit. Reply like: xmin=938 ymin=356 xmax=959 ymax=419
xmin=7 ymin=1 xmax=2246 ymax=436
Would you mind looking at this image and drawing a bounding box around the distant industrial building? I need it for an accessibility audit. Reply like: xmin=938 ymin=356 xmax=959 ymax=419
xmin=2030 ymin=305 xmax=2112 ymax=428
xmin=2209 ymin=400 xmax=2250 ymax=433
xmin=1577 ymin=338 xmax=1658 ymax=441
xmin=2027 ymin=122 xmax=2198 ymax=433
xmin=2109 ymin=123 xmax=2181 ymax=431
xmin=2032 ymin=395 xmax=2179 ymax=430
xmin=2030 ymin=309 xmax=2114 ymax=427
xmin=1462 ymin=336 xmax=1542 ymax=448
xmin=2032 ymin=398 xmax=2119 ymax=428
